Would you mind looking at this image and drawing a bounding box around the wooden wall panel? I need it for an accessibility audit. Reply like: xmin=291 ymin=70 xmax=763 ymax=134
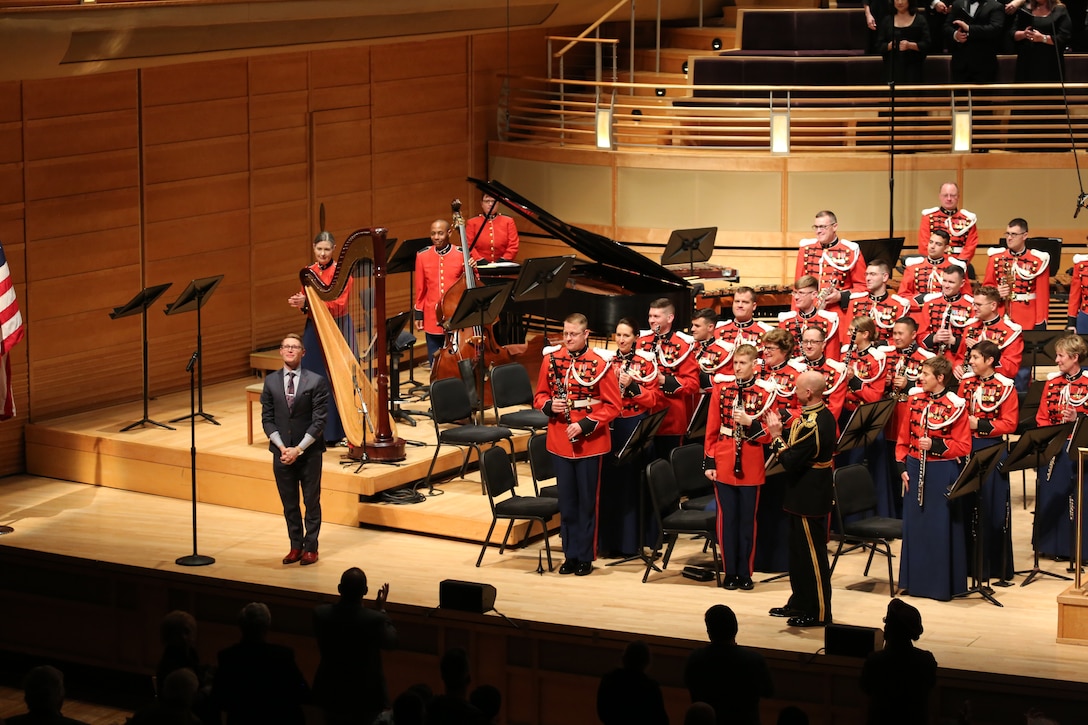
xmin=27 ymin=229 xmax=140 ymax=283
xmin=0 ymin=160 xmax=21 ymax=205
xmin=143 ymin=136 xmax=249 ymax=184
xmin=145 ymin=210 xmax=250 ymax=262
xmin=24 ymin=150 xmax=140 ymax=200
xmin=141 ymin=98 xmax=249 ymax=146
xmin=25 ymin=188 xmax=140 ymax=240
xmin=22 ymin=110 xmax=139 ymax=161
xmin=141 ymin=59 xmax=249 ymax=106
xmin=0 ymin=81 xmax=20 ymax=123
xmin=250 ymin=200 xmax=309 ymax=245
xmin=144 ymin=174 xmax=250 ymax=223
xmin=249 ymin=54 xmax=309 ymax=96
xmin=251 ymin=127 xmax=308 ymax=169
xmin=20 ymin=71 xmax=137 ymax=120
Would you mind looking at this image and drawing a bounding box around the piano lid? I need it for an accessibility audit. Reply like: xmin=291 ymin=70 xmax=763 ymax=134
xmin=468 ymin=177 xmax=691 ymax=290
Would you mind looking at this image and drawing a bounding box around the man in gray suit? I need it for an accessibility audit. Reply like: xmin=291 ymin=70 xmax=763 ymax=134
xmin=261 ymin=332 xmax=329 ymax=566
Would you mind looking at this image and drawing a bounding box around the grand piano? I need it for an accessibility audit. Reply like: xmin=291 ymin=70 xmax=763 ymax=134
xmin=468 ymin=178 xmax=695 ymax=337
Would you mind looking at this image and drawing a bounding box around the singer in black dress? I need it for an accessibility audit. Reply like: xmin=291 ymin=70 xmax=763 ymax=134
xmin=877 ymin=0 xmax=932 ymax=83
xmin=1013 ymin=0 xmax=1072 ymax=83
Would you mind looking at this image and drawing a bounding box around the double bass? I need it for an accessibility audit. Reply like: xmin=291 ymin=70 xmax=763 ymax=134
xmin=301 ymin=227 xmax=405 ymax=462
xmin=429 ymin=199 xmax=513 ymax=406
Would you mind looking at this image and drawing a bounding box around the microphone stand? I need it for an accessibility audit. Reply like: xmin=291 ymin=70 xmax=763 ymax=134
xmin=176 ymin=349 xmax=214 ymax=567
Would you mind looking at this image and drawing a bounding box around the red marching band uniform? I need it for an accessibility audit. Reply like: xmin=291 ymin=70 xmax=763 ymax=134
xmin=841 ymin=343 xmax=889 ymax=415
xmin=704 ymin=374 xmax=777 ymax=582
xmin=881 ymin=343 xmax=935 ymax=433
xmin=918 ymin=206 xmax=978 ymax=262
xmin=1034 ymin=370 xmax=1088 ymax=559
xmin=534 ymin=344 xmax=621 ymax=566
xmin=953 ymin=316 xmax=1023 ymax=376
xmin=898 ymin=255 xmax=968 ymax=310
xmin=794 ymin=237 xmax=867 ymax=332
xmin=760 ymin=357 xmax=806 ymax=426
xmin=696 ymin=338 xmax=733 ymax=391
xmin=413 ymin=244 xmax=469 ymax=335
xmin=917 ymin=291 xmax=974 ymax=357
xmin=713 ymin=319 xmax=774 ymax=376
xmin=463 ymin=212 xmax=520 ymax=263
xmin=846 ymin=291 xmax=911 ymax=345
xmin=636 ymin=329 xmax=699 ymax=438
xmin=777 ymin=308 xmax=841 ymax=360
xmin=983 ymin=247 xmax=1051 ymax=330
xmin=794 ymin=355 xmax=849 ymax=423
xmin=1066 ymin=254 xmax=1088 ymax=331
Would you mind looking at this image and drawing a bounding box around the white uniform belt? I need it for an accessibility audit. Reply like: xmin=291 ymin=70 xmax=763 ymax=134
xmin=719 ymin=425 xmax=738 ymax=437
xmin=1011 ymin=293 xmax=1036 ymax=302
xmin=571 ymin=398 xmax=601 ymax=409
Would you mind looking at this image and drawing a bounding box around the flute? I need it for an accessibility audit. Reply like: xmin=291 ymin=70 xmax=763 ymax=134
xmin=918 ymin=403 xmax=930 ymax=508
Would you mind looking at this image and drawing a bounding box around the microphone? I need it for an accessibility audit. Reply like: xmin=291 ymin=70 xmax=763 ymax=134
xmin=1076 ymin=192 xmax=1088 ymax=219
xmin=185 ymin=350 xmax=199 ymax=373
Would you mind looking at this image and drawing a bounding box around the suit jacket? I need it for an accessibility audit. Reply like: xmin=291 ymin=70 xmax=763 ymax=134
xmin=312 ymin=600 xmax=397 ymax=719
xmin=946 ymin=0 xmax=1004 ymax=82
xmin=261 ymin=367 xmax=329 ymax=455
xmin=213 ymin=640 xmax=309 ymax=725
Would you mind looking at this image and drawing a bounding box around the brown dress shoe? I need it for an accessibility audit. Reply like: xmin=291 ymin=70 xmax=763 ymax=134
xmin=282 ymin=549 xmax=302 ymax=565
xmin=300 ymin=551 xmax=319 ymax=566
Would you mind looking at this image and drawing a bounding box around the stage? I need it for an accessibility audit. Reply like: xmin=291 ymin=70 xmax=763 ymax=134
xmin=4 ymin=377 xmax=1088 ymax=723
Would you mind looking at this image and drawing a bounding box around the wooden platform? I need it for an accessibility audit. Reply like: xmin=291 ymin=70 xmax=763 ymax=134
xmin=24 ymin=377 xmax=542 ymax=544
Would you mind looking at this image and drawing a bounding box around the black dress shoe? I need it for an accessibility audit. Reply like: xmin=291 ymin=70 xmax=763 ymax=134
xmin=723 ymin=575 xmax=739 ymax=590
xmin=575 ymin=562 xmax=593 ymax=576
xmin=738 ymin=576 xmax=755 ymax=591
xmin=559 ymin=559 xmax=578 ymax=575
xmin=786 ymin=615 xmax=827 ymax=628
xmin=769 ymin=606 xmax=800 ymax=618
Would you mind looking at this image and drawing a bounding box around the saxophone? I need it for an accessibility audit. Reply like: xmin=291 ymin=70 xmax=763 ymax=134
xmin=1003 ymin=259 xmax=1017 ymax=304
xmin=890 ymin=353 xmax=908 ymax=402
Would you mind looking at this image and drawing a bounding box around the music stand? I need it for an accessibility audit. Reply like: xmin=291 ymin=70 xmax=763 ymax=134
xmin=1021 ymin=330 xmax=1061 ymax=383
xmin=685 ymin=393 xmax=710 ymax=442
xmin=447 ymin=282 xmax=514 ymax=419
xmin=386 ymin=236 xmax=433 ymax=396
xmin=854 ymin=237 xmax=906 ymax=273
xmin=110 ymin=283 xmax=174 ymax=432
xmin=608 ymin=409 xmax=669 ymax=572
xmin=948 ymin=442 xmax=1007 ymax=607
xmin=387 ymin=310 xmax=429 ymax=428
xmin=660 ymin=227 xmax=718 ymax=275
xmin=1001 ymin=422 xmax=1074 ymax=586
xmin=509 ymin=256 xmax=575 ymax=344
xmin=164 ymin=275 xmax=224 ymax=426
xmin=835 ymin=399 xmax=897 ymax=454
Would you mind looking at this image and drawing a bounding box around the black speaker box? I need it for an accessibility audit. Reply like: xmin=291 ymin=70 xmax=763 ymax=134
xmin=824 ymin=623 xmax=883 ymax=657
xmin=439 ymin=579 xmax=497 ymax=614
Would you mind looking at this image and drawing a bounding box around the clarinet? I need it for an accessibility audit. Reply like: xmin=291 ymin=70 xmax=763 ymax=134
xmin=550 ymin=355 xmax=572 ymax=424
xmin=917 ymin=403 xmax=930 ymax=508
xmin=733 ymin=392 xmax=745 ymax=477
xmin=842 ymin=326 xmax=858 ymax=370
xmin=936 ymin=303 xmax=951 ymax=356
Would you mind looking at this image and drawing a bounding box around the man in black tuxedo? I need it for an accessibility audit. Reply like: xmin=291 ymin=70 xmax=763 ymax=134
xmin=312 ymin=567 xmax=397 ymax=725
xmin=947 ymin=0 xmax=1005 ymax=82
xmin=261 ymin=332 xmax=329 ymax=566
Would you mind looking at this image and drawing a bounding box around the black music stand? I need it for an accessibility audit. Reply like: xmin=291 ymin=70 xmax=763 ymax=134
xmin=446 ymin=282 xmax=515 ymax=419
xmin=386 ymin=236 xmax=433 ymax=396
xmin=685 ymin=393 xmax=709 ymax=442
xmin=510 ymin=256 xmax=574 ymax=344
xmin=165 ymin=276 xmax=224 ymax=426
xmin=175 ymin=347 xmax=214 ymax=568
xmin=948 ymin=442 xmax=1007 ymax=607
xmin=660 ymin=227 xmax=717 ymax=275
xmin=1000 ymin=422 xmax=1074 ymax=586
xmin=608 ymin=409 xmax=669 ymax=572
xmin=110 ymin=283 xmax=174 ymax=432
xmin=854 ymin=237 xmax=906 ymax=273
xmin=387 ymin=310 xmax=428 ymax=428
xmin=836 ymin=398 xmax=897 ymax=454
xmin=1021 ymin=330 xmax=1061 ymax=383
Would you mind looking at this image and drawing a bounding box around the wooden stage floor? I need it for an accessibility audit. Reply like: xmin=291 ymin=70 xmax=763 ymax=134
xmin=5 ymin=377 xmax=1088 ymax=691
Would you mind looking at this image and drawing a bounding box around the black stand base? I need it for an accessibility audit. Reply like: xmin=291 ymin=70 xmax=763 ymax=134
xmin=175 ymin=554 xmax=215 ymax=567
xmin=170 ymin=410 xmax=220 ymax=426
xmin=1017 ymin=550 xmax=1074 ymax=587
xmin=760 ymin=571 xmax=789 ymax=583
xmin=955 ymin=583 xmax=1003 ymax=607
xmin=607 ymin=549 xmax=662 ymax=574
xmin=121 ymin=417 xmax=176 ymax=432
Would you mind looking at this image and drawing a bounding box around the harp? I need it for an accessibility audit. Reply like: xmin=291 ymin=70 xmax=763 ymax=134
xmin=301 ymin=227 xmax=406 ymax=462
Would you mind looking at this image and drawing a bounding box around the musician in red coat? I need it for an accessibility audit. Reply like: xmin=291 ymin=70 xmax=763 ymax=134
xmin=917 ymin=182 xmax=978 ymax=263
xmin=959 ymin=340 xmax=1018 ymax=582
xmin=413 ymin=220 xmax=473 ymax=362
xmin=598 ymin=318 xmax=663 ymax=558
xmin=1034 ymin=334 xmax=1088 ymax=560
xmin=845 ymin=261 xmax=910 ymax=345
xmin=778 ymin=276 xmax=842 ymax=360
xmin=792 ymin=326 xmax=848 ymax=423
xmin=715 ymin=287 xmax=774 ymax=376
xmin=534 ymin=313 xmax=622 ymax=576
xmin=636 ymin=298 xmax=699 ymax=457
xmin=1065 ymin=253 xmax=1088 ymax=333
xmin=837 ymin=316 xmax=890 ymax=469
xmin=896 ymin=356 xmax=971 ymax=601
xmin=982 ymin=218 xmax=1050 ymax=333
xmin=704 ymin=345 xmax=777 ymax=590
xmin=463 ymin=193 xmax=520 ymax=263
xmin=794 ymin=211 xmax=867 ymax=334
xmin=899 ymin=230 xmax=968 ymax=309
xmin=917 ymin=266 xmax=973 ymax=358
xmin=954 ymin=286 xmax=1024 ymax=381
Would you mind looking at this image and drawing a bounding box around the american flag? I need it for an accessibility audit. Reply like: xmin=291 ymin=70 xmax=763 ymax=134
xmin=0 ymin=240 xmax=25 ymax=421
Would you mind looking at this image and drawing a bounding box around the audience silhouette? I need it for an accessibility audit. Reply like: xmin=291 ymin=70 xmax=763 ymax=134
xmin=596 ymin=640 xmax=669 ymax=725
xmin=127 ymin=669 xmax=201 ymax=725
xmin=6 ymin=665 xmax=87 ymax=725
xmin=684 ymin=604 xmax=774 ymax=725
xmin=211 ymin=602 xmax=308 ymax=725
xmin=154 ymin=610 xmax=215 ymax=725
xmin=860 ymin=598 xmax=938 ymax=725
xmin=424 ymin=648 xmax=486 ymax=725
xmin=312 ymin=567 xmax=398 ymax=725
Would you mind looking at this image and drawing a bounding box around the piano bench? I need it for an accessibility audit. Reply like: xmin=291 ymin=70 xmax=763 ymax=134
xmin=246 ymin=382 xmax=263 ymax=445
